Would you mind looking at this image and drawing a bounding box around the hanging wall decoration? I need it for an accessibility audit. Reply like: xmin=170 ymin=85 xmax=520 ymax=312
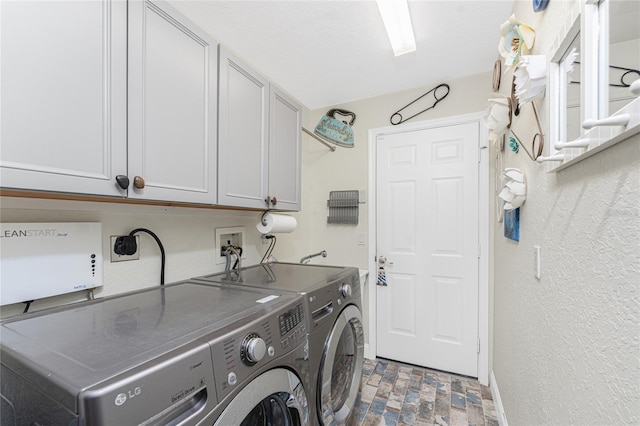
xmin=499 ymin=168 xmax=526 ymax=210
xmin=509 ymin=136 xmax=519 ymax=153
xmin=533 ymin=0 xmax=549 ymax=12
xmin=313 ymin=109 xmax=357 ymax=148
xmin=514 ymin=55 xmax=547 ymax=103
xmin=484 ymin=94 xmax=512 ymax=145
xmin=498 ymin=14 xmax=536 ymax=71
xmin=504 ymin=207 xmax=520 ymax=242
xmin=389 ymin=83 xmax=450 ymax=125
xmin=500 ymin=168 xmax=525 ymax=242
xmin=493 ymin=59 xmax=502 ymax=92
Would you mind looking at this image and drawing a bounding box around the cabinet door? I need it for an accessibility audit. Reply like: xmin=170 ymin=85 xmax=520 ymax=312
xmin=128 ymin=0 xmax=218 ymax=203
xmin=0 ymin=1 xmax=127 ymax=196
xmin=218 ymin=46 xmax=269 ymax=209
xmin=268 ymin=87 xmax=301 ymax=211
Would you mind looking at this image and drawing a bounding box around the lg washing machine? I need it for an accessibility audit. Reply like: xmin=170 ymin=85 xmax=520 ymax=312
xmin=194 ymin=262 xmax=365 ymax=426
xmin=0 ymin=280 xmax=311 ymax=425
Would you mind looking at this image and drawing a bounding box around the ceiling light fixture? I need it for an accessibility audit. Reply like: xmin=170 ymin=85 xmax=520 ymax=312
xmin=376 ymin=0 xmax=416 ymax=56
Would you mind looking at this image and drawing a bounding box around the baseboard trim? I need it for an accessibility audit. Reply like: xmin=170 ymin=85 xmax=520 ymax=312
xmin=490 ymin=370 xmax=509 ymax=426
xmin=364 ymin=343 xmax=376 ymax=360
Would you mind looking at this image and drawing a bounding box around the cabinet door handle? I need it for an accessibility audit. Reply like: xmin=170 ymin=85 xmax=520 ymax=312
xmin=115 ymin=175 xmax=130 ymax=190
xmin=271 ymin=196 xmax=277 ymax=206
xmin=133 ymin=176 xmax=145 ymax=189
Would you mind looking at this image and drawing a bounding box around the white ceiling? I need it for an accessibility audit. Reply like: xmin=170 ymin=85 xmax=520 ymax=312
xmin=170 ymin=0 xmax=515 ymax=110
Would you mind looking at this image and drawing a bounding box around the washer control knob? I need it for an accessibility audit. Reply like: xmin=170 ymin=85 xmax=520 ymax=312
xmin=241 ymin=333 xmax=267 ymax=365
xmin=340 ymin=283 xmax=352 ymax=298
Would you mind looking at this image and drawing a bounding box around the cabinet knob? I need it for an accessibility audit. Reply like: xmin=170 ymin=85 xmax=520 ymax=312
xmin=115 ymin=175 xmax=130 ymax=190
xmin=133 ymin=176 xmax=145 ymax=189
xmin=264 ymin=196 xmax=277 ymax=207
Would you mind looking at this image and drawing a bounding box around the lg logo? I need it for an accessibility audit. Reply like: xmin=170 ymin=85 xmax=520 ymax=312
xmin=114 ymin=387 xmax=142 ymax=406
xmin=114 ymin=393 xmax=127 ymax=406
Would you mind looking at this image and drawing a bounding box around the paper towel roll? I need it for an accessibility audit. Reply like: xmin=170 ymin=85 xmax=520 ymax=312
xmin=257 ymin=213 xmax=297 ymax=234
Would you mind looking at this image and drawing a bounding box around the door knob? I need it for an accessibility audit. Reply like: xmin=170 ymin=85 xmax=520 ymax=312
xmin=377 ymin=256 xmax=393 ymax=267
xmin=271 ymin=196 xmax=277 ymax=206
xmin=133 ymin=176 xmax=145 ymax=189
xmin=115 ymin=175 xmax=129 ymax=190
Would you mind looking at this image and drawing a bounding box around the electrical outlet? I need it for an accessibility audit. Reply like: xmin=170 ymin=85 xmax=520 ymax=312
xmin=110 ymin=235 xmax=140 ymax=262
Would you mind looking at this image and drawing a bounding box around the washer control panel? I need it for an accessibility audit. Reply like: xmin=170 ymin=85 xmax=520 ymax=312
xmin=279 ymin=303 xmax=304 ymax=336
xmin=209 ymin=300 xmax=307 ymax=402
xmin=279 ymin=303 xmax=305 ymax=351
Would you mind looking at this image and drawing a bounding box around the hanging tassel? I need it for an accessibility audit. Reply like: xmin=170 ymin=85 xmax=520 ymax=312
xmin=377 ymin=267 xmax=387 ymax=286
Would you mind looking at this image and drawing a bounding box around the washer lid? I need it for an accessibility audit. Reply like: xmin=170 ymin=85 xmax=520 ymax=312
xmin=0 ymin=281 xmax=296 ymax=394
xmin=197 ymin=262 xmax=355 ymax=293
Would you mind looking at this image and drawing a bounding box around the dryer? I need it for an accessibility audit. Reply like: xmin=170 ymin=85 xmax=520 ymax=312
xmin=0 ymin=280 xmax=310 ymax=425
xmin=194 ymin=262 xmax=365 ymax=426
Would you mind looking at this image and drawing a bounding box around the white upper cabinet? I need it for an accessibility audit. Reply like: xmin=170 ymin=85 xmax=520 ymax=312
xmin=268 ymin=87 xmax=301 ymax=211
xmin=217 ymin=47 xmax=302 ymax=211
xmin=128 ymin=0 xmax=218 ymax=203
xmin=1 ymin=1 xmax=300 ymax=210
xmin=0 ymin=0 xmax=127 ymax=196
xmin=217 ymin=46 xmax=270 ymax=209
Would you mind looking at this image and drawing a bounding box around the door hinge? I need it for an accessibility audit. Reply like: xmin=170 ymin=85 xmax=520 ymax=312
xmin=477 ymin=339 xmax=481 ymax=354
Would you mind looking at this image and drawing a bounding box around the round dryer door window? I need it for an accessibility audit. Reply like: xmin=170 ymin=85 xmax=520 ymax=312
xmin=214 ymin=369 xmax=309 ymax=426
xmin=318 ymin=305 xmax=364 ymax=425
xmin=241 ymin=392 xmax=302 ymax=426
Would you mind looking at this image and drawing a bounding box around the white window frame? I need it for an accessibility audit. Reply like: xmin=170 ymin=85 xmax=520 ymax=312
xmin=546 ymin=0 xmax=640 ymax=172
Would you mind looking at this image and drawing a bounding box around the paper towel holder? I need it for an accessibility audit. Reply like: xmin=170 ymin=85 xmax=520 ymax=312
xmin=260 ymin=211 xmax=269 ymax=226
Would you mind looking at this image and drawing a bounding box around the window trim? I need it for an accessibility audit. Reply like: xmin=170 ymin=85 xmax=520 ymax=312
xmin=546 ymin=0 xmax=640 ymax=172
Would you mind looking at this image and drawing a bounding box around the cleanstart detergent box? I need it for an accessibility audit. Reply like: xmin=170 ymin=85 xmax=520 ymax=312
xmin=0 ymin=222 xmax=103 ymax=306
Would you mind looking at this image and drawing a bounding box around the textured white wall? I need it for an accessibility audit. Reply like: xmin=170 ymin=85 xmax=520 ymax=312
xmin=492 ymin=1 xmax=640 ymax=424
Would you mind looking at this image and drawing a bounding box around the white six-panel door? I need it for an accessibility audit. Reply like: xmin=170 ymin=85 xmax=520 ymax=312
xmin=376 ymin=122 xmax=480 ymax=377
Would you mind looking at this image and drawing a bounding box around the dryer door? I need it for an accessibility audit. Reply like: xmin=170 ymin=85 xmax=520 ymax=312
xmin=318 ymin=305 xmax=365 ymax=425
xmin=213 ymin=368 xmax=309 ymax=426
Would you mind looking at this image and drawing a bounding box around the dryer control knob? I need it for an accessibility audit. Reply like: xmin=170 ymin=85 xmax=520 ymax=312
xmin=340 ymin=283 xmax=353 ymax=298
xmin=242 ymin=334 xmax=267 ymax=365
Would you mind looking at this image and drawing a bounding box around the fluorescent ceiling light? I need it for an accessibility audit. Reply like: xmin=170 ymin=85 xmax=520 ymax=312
xmin=376 ymin=0 xmax=416 ymax=56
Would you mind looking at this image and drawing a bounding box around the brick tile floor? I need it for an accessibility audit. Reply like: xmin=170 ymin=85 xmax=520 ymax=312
xmin=358 ymin=358 xmax=499 ymax=426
